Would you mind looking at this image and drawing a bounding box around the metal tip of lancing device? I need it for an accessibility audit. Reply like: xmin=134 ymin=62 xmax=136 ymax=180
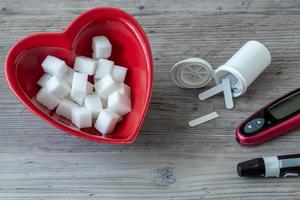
xmin=188 ymin=111 xmax=219 ymax=127
xmin=222 ymin=78 xmax=234 ymax=109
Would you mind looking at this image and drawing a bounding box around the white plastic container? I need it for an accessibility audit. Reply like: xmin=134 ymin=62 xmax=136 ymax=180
xmin=171 ymin=41 xmax=271 ymax=97
xmin=214 ymin=41 xmax=271 ymax=97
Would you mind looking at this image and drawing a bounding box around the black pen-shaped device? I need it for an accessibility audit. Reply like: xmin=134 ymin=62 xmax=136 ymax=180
xmin=238 ymin=154 xmax=300 ymax=177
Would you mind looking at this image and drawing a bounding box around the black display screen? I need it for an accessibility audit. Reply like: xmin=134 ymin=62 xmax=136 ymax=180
xmin=268 ymin=90 xmax=300 ymax=120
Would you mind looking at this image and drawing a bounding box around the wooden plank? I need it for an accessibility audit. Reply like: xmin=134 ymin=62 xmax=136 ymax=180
xmin=0 ymin=0 xmax=300 ymax=199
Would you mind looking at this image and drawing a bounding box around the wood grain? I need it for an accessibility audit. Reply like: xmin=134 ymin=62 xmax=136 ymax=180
xmin=0 ymin=0 xmax=300 ymax=199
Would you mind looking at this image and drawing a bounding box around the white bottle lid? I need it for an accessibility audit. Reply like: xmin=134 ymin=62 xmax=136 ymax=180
xmin=171 ymin=58 xmax=214 ymax=88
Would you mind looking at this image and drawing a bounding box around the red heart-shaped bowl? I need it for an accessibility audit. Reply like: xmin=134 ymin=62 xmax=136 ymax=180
xmin=5 ymin=8 xmax=153 ymax=144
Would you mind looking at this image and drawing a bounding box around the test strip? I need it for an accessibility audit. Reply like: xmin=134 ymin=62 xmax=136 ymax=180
xmin=222 ymin=78 xmax=234 ymax=109
xmin=198 ymin=83 xmax=224 ymax=100
xmin=188 ymin=111 xmax=219 ymax=127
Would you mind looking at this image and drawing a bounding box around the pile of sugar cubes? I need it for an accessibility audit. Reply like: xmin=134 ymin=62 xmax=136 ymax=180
xmin=35 ymin=36 xmax=132 ymax=134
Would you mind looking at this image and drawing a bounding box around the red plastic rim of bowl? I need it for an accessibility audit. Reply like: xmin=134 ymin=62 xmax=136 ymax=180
xmin=5 ymin=7 xmax=153 ymax=144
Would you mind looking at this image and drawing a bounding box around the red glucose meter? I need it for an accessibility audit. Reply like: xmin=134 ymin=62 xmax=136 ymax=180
xmin=236 ymin=88 xmax=300 ymax=146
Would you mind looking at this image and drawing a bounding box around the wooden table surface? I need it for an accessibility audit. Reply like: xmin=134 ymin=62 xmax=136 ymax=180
xmin=1 ymin=0 xmax=300 ymax=199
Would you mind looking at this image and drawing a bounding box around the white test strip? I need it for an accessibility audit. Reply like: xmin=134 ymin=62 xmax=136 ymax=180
xmin=188 ymin=111 xmax=219 ymax=127
xmin=198 ymin=77 xmax=234 ymax=109
xmin=198 ymin=83 xmax=224 ymax=100
xmin=222 ymin=78 xmax=234 ymax=109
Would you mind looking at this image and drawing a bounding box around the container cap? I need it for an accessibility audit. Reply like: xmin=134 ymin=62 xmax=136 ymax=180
xmin=171 ymin=58 xmax=214 ymax=88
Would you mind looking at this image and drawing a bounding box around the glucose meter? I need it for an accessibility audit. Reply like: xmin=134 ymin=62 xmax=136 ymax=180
xmin=236 ymin=88 xmax=300 ymax=146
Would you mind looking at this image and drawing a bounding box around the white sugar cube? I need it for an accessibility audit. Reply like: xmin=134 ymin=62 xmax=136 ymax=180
xmin=94 ymin=74 xmax=120 ymax=99
xmin=118 ymin=83 xmax=131 ymax=98
xmin=56 ymin=99 xmax=79 ymax=120
xmin=94 ymin=59 xmax=114 ymax=79
xmin=67 ymin=75 xmax=92 ymax=96
xmin=71 ymin=72 xmax=88 ymax=104
xmin=44 ymin=76 xmax=70 ymax=98
xmin=86 ymin=82 xmax=94 ymax=94
xmin=112 ymin=65 xmax=128 ymax=82
xmin=92 ymin=36 xmax=112 ymax=59
xmin=41 ymin=56 xmax=68 ymax=77
xmin=37 ymin=74 xmax=52 ymax=87
xmin=64 ymin=68 xmax=74 ymax=85
xmin=71 ymin=107 xmax=92 ymax=128
xmin=84 ymin=94 xmax=103 ymax=120
xmin=74 ymin=56 xmax=98 ymax=75
xmin=36 ymin=88 xmax=60 ymax=110
xmin=107 ymin=91 xmax=132 ymax=116
xmin=94 ymin=109 xmax=120 ymax=134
